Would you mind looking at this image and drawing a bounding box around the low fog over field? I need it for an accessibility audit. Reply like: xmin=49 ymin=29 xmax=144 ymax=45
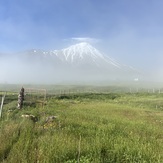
xmin=0 ymin=42 xmax=142 ymax=84
xmin=0 ymin=41 xmax=162 ymax=85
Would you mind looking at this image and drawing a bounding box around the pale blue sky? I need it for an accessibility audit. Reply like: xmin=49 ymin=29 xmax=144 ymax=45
xmin=0 ymin=0 xmax=163 ymax=73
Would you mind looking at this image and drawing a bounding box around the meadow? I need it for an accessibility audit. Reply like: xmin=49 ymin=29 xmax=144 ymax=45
xmin=0 ymin=88 xmax=163 ymax=162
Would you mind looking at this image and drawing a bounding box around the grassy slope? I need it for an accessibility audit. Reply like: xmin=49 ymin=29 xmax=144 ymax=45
xmin=0 ymin=93 xmax=163 ymax=162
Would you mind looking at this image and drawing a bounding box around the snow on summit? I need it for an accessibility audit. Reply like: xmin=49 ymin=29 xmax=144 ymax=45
xmin=59 ymin=42 xmax=104 ymax=63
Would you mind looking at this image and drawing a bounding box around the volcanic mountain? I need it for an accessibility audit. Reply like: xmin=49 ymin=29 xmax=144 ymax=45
xmin=1 ymin=42 xmax=139 ymax=83
xmin=23 ymin=42 xmax=133 ymax=70
xmin=51 ymin=42 xmax=122 ymax=69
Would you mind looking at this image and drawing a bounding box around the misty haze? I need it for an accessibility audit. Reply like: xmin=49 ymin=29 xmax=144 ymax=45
xmin=0 ymin=42 xmax=142 ymax=84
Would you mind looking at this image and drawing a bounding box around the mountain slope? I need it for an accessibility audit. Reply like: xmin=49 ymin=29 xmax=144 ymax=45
xmin=24 ymin=42 xmax=133 ymax=71
xmin=50 ymin=42 xmax=123 ymax=69
xmin=2 ymin=42 xmax=140 ymax=83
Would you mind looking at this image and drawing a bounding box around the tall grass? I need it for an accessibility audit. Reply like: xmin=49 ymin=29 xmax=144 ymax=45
xmin=0 ymin=93 xmax=162 ymax=162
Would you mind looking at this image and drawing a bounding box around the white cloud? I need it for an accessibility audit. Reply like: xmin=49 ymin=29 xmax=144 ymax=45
xmin=71 ymin=37 xmax=100 ymax=43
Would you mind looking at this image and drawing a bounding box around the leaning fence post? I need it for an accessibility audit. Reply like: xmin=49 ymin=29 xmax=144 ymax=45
xmin=17 ymin=87 xmax=25 ymax=109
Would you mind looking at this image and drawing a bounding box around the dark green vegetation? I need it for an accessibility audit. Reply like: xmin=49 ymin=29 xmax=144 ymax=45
xmin=0 ymin=92 xmax=163 ymax=162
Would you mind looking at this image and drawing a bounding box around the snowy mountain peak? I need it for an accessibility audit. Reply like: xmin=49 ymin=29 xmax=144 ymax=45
xmin=21 ymin=42 xmax=138 ymax=75
xmin=64 ymin=42 xmax=102 ymax=55
xmin=59 ymin=42 xmax=104 ymax=62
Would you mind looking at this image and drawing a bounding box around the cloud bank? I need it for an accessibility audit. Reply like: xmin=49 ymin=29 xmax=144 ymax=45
xmin=71 ymin=37 xmax=100 ymax=44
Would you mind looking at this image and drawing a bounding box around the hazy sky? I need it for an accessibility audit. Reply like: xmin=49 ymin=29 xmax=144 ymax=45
xmin=0 ymin=0 xmax=163 ymax=73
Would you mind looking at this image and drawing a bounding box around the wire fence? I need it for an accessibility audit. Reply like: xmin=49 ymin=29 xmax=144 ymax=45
xmin=1 ymin=87 xmax=163 ymax=96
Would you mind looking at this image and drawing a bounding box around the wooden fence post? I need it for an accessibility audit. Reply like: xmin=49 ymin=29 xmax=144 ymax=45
xmin=17 ymin=87 xmax=25 ymax=109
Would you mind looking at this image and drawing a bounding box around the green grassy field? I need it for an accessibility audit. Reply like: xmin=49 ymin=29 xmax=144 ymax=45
xmin=0 ymin=92 xmax=163 ymax=162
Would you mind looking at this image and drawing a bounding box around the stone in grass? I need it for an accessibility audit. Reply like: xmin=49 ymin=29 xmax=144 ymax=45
xmin=45 ymin=116 xmax=57 ymax=123
xmin=21 ymin=114 xmax=38 ymax=122
xmin=43 ymin=116 xmax=58 ymax=129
